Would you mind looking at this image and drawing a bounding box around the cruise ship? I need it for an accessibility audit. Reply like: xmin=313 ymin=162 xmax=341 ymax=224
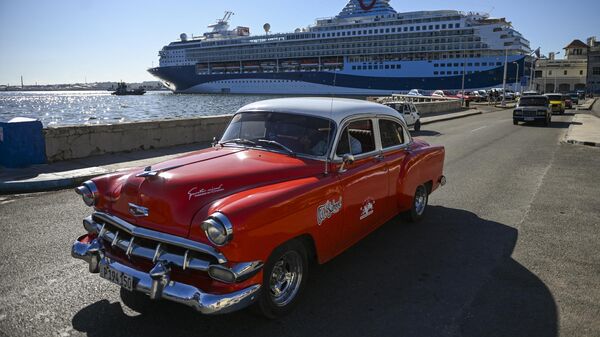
xmin=148 ymin=0 xmax=532 ymax=95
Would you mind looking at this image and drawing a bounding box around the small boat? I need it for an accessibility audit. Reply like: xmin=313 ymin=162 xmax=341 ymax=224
xmin=112 ymin=82 xmax=146 ymax=96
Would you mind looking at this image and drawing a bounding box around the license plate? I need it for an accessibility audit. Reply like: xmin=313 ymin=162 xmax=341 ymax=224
xmin=524 ymin=117 xmax=535 ymax=121
xmin=100 ymin=264 xmax=134 ymax=291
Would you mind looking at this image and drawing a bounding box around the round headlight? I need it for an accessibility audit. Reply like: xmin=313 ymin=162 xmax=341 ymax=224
xmin=75 ymin=181 xmax=99 ymax=207
xmin=201 ymin=213 xmax=233 ymax=246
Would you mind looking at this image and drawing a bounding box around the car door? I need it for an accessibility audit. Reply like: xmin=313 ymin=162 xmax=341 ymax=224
xmin=377 ymin=118 xmax=411 ymax=218
xmin=402 ymin=103 xmax=415 ymax=126
xmin=335 ymin=118 xmax=389 ymax=250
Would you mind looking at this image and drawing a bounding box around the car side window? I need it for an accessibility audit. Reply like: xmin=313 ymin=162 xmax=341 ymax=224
xmin=336 ymin=119 xmax=375 ymax=156
xmin=403 ymin=104 xmax=411 ymax=114
xmin=379 ymin=119 xmax=405 ymax=148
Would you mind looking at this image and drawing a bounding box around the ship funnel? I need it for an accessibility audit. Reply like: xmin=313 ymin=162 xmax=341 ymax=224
xmin=180 ymin=33 xmax=188 ymax=41
xmin=263 ymin=23 xmax=271 ymax=34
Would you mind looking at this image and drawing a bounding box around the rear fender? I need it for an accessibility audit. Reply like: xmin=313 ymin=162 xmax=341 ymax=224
xmin=397 ymin=144 xmax=445 ymax=211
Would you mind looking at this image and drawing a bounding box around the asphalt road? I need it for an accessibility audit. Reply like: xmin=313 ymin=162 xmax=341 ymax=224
xmin=1 ymin=107 xmax=599 ymax=337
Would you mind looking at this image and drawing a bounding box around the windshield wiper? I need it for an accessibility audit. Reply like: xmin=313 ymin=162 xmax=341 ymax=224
xmin=219 ymin=138 xmax=257 ymax=147
xmin=257 ymin=139 xmax=295 ymax=156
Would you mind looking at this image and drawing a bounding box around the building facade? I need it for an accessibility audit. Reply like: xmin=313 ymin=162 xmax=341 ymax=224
xmin=533 ymin=39 xmax=588 ymax=93
xmin=587 ymin=37 xmax=600 ymax=94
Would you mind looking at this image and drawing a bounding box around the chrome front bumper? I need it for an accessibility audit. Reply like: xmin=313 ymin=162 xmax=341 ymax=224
xmin=72 ymin=237 xmax=261 ymax=315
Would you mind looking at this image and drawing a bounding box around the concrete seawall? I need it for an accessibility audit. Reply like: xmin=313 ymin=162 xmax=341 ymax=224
xmin=44 ymin=115 xmax=232 ymax=162
xmin=41 ymin=100 xmax=462 ymax=162
xmin=414 ymin=101 xmax=463 ymax=114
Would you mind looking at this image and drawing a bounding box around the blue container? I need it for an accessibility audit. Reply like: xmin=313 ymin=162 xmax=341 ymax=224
xmin=0 ymin=118 xmax=46 ymax=168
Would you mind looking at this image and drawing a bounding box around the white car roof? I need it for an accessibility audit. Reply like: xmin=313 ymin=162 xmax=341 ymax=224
xmin=237 ymin=97 xmax=404 ymax=125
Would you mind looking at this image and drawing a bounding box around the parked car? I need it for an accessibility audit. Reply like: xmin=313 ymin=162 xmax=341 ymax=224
xmin=568 ymin=92 xmax=579 ymax=105
xmin=431 ymin=90 xmax=446 ymax=97
xmin=563 ymin=94 xmax=573 ymax=109
xmin=475 ymin=90 xmax=488 ymax=100
xmin=71 ymin=98 xmax=446 ymax=318
xmin=522 ymin=90 xmax=540 ymax=96
xmin=407 ymin=89 xmax=426 ymax=96
xmin=576 ymin=90 xmax=585 ymax=99
xmin=545 ymin=93 xmax=565 ymax=114
xmin=513 ymin=95 xmax=552 ymax=126
xmin=384 ymin=100 xmax=422 ymax=131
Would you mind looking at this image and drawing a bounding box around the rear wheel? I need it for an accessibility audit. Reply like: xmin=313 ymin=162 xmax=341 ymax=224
xmin=254 ymin=240 xmax=308 ymax=319
xmin=407 ymin=184 xmax=429 ymax=222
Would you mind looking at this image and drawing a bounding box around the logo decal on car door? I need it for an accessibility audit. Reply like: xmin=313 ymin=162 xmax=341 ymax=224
xmin=317 ymin=197 xmax=342 ymax=225
xmin=360 ymin=198 xmax=375 ymax=220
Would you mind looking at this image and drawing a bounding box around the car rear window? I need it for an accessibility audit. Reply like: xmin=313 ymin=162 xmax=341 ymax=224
xmin=519 ymin=97 xmax=548 ymax=106
xmin=546 ymin=95 xmax=562 ymax=101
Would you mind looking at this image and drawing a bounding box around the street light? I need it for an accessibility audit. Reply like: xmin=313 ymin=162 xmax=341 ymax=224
xmin=552 ymin=51 xmax=561 ymax=93
xmin=512 ymin=61 xmax=520 ymax=94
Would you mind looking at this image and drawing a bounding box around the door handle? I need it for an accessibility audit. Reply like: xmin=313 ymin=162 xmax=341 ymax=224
xmin=374 ymin=154 xmax=384 ymax=162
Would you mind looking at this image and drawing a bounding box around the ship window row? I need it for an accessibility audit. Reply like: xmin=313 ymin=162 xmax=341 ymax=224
xmin=351 ymin=64 xmax=402 ymax=70
xmin=316 ymin=23 xmax=461 ymax=38
xmin=187 ymin=43 xmax=486 ymax=62
xmin=192 ymin=26 xmax=472 ymax=49
xmin=313 ymin=15 xmax=464 ymax=32
xmin=170 ymin=28 xmax=476 ymax=50
xmin=433 ymin=70 xmax=476 ymax=75
xmin=434 ymin=62 xmax=502 ymax=67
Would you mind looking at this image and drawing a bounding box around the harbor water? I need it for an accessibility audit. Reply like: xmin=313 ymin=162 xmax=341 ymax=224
xmin=0 ymin=91 xmax=283 ymax=127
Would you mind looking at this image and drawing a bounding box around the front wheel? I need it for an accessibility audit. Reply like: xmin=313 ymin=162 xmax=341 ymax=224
xmin=414 ymin=120 xmax=421 ymax=132
xmin=254 ymin=240 xmax=308 ymax=319
xmin=407 ymin=184 xmax=429 ymax=222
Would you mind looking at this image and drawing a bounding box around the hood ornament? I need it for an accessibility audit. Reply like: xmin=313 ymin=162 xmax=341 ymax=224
xmin=137 ymin=166 xmax=160 ymax=178
xmin=129 ymin=203 xmax=149 ymax=217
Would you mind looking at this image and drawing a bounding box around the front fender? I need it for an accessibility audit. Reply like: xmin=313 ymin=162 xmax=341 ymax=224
xmin=188 ymin=175 xmax=342 ymax=264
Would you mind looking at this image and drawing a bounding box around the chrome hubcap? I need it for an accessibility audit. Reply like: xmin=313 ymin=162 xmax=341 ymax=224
xmin=269 ymin=251 xmax=303 ymax=306
xmin=415 ymin=186 xmax=427 ymax=216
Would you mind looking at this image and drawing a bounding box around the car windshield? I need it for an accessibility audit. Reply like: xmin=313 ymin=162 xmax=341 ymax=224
xmin=519 ymin=97 xmax=548 ymax=106
xmin=547 ymin=95 xmax=562 ymax=101
xmin=220 ymin=111 xmax=336 ymax=157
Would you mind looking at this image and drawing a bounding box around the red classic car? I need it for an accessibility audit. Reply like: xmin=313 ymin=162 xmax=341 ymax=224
xmin=72 ymin=98 xmax=446 ymax=318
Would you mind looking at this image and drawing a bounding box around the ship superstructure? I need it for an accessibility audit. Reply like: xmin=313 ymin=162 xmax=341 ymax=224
xmin=149 ymin=0 xmax=532 ymax=95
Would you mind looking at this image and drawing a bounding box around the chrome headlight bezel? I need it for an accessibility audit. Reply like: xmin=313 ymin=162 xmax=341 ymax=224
xmin=201 ymin=212 xmax=233 ymax=246
xmin=75 ymin=180 xmax=99 ymax=207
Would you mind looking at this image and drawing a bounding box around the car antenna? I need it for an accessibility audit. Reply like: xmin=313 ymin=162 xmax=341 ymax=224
xmin=324 ymin=56 xmax=339 ymax=176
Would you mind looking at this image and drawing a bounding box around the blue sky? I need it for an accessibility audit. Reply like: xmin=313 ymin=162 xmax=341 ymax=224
xmin=0 ymin=0 xmax=598 ymax=85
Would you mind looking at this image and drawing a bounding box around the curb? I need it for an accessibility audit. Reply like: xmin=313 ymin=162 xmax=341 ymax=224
xmin=421 ymin=111 xmax=482 ymax=125
xmin=565 ymin=139 xmax=600 ymax=148
xmin=0 ymin=172 xmax=103 ymax=195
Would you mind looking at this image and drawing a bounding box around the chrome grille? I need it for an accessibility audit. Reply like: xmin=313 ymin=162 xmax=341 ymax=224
xmin=522 ymin=110 xmax=537 ymax=117
xmin=84 ymin=212 xmax=227 ymax=271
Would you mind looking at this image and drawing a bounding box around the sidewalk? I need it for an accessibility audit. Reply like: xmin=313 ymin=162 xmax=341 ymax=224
xmin=565 ymin=113 xmax=600 ymax=148
xmin=0 ymin=109 xmax=483 ymax=194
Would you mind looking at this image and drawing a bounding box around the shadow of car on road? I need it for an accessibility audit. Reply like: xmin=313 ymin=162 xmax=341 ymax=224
xmin=71 ymin=206 xmax=557 ymax=337
xmin=411 ymin=130 xmax=443 ymax=137
xmin=518 ymin=121 xmax=578 ymax=129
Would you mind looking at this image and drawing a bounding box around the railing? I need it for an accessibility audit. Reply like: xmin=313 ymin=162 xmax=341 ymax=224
xmin=368 ymin=94 xmax=460 ymax=104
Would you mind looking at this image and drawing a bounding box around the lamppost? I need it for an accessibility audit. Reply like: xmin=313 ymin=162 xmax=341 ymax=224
xmin=460 ymin=50 xmax=466 ymax=106
xmin=552 ymin=51 xmax=561 ymax=93
xmin=512 ymin=61 xmax=520 ymax=94
xmin=501 ymin=48 xmax=508 ymax=107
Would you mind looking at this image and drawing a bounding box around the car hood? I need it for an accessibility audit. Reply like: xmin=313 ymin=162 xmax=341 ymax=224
xmin=100 ymin=147 xmax=325 ymax=237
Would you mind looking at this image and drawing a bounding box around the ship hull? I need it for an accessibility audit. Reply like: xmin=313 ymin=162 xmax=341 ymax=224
xmin=149 ymin=56 xmax=527 ymax=95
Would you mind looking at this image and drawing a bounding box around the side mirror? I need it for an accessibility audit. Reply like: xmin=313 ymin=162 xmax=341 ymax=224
xmin=339 ymin=153 xmax=355 ymax=173
xmin=212 ymin=137 xmax=218 ymax=147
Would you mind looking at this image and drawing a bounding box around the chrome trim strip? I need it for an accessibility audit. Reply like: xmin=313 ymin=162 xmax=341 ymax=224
xmin=102 ymin=258 xmax=260 ymax=314
xmin=91 ymin=212 xmax=228 ymax=264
